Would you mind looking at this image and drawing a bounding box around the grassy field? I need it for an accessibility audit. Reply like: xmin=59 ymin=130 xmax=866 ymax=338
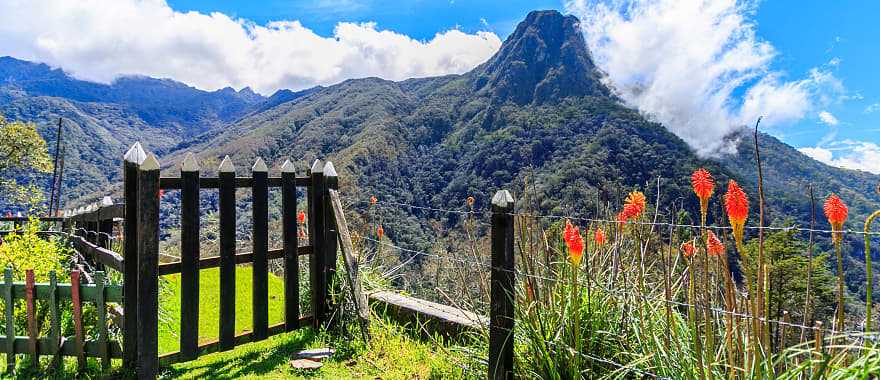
xmin=158 ymin=266 xmax=287 ymax=354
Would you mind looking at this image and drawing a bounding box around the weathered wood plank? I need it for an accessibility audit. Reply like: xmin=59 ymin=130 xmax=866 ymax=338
xmin=68 ymin=235 xmax=124 ymax=272
xmin=136 ymin=153 xmax=161 ymax=378
xmin=368 ymin=291 xmax=487 ymax=337
xmin=95 ymin=271 xmax=109 ymax=370
xmin=328 ymin=189 xmax=370 ymax=342
xmin=251 ymin=158 xmax=270 ymax=341
xmin=122 ymin=142 xmax=143 ymax=368
xmin=218 ymin=156 xmax=236 ymax=351
xmin=489 ymin=190 xmax=515 ymax=380
xmin=71 ymin=270 xmax=86 ymax=371
xmin=49 ymin=271 xmax=61 ymax=369
xmin=281 ymin=161 xmax=300 ymax=331
xmin=25 ymin=270 xmax=37 ymax=366
xmin=179 ymin=154 xmax=200 ymax=361
xmin=4 ymin=268 xmax=14 ymax=371
xmin=159 ymin=176 xmax=311 ymax=189
xmin=308 ymin=160 xmax=326 ymax=327
xmin=157 ymin=246 xmax=311 ymax=276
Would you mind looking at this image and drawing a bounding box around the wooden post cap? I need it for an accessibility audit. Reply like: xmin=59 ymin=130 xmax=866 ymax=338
xmin=124 ymin=142 xmax=146 ymax=164
xmin=218 ymin=155 xmax=235 ymax=173
xmin=252 ymin=157 xmax=268 ymax=172
xmin=491 ymin=190 xmax=514 ymax=208
xmin=280 ymin=159 xmax=295 ymax=173
xmin=141 ymin=153 xmax=160 ymax=171
xmin=181 ymin=153 xmax=200 ymax=172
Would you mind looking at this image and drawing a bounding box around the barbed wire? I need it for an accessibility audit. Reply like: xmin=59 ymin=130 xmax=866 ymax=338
xmin=545 ymin=340 xmax=671 ymax=379
xmin=343 ymin=196 xmax=880 ymax=237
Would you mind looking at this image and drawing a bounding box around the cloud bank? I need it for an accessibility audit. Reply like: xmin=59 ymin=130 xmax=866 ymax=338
xmin=799 ymin=141 xmax=880 ymax=174
xmin=0 ymin=0 xmax=502 ymax=95
xmin=564 ymin=0 xmax=843 ymax=156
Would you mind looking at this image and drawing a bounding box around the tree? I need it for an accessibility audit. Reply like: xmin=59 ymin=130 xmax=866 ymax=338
xmin=741 ymin=224 xmax=836 ymax=346
xmin=0 ymin=116 xmax=52 ymax=209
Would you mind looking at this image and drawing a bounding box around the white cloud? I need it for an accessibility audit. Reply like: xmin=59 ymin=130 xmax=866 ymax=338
xmin=0 ymin=0 xmax=502 ymax=95
xmin=828 ymin=57 xmax=841 ymax=67
xmin=799 ymin=140 xmax=880 ymax=174
xmin=866 ymin=103 xmax=880 ymax=114
xmin=564 ymin=0 xmax=844 ymax=156
xmin=818 ymin=110 xmax=838 ymax=126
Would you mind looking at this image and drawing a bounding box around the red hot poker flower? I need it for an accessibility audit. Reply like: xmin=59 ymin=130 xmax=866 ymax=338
xmin=624 ymin=191 xmax=647 ymax=218
xmin=824 ymin=194 xmax=849 ymax=242
xmin=563 ymin=222 xmax=584 ymax=265
xmin=691 ymin=168 xmax=715 ymax=219
xmin=377 ymin=225 xmax=385 ymax=239
xmin=466 ymin=196 xmax=475 ymax=207
xmin=370 ymin=196 xmax=377 ymax=206
xmin=724 ymin=180 xmax=749 ymax=247
xmin=594 ymin=228 xmax=607 ymax=246
xmin=681 ymin=240 xmax=696 ymax=258
xmin=706 ymin=231 xmax=725 ymax=256
xmin=297 ymin=210 xmax=306 ymax=224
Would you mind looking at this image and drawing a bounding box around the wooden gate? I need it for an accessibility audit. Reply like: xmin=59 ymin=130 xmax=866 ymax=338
xmin=121 ymin=142 xmax=340 ymax=378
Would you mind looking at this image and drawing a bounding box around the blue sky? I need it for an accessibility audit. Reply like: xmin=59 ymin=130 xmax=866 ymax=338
xmin=0 ymin=0 xmax=877 ymax=172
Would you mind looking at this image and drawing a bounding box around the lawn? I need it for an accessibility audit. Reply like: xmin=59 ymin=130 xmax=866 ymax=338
xmin=158 ymin=266 xmax=287 ymax=354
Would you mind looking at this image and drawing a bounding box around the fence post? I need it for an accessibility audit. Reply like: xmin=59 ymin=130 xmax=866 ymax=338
xmin=323 ymin=161 xmax=339 ymax=325
xmin=218 ymin=156 xmax=237 ymax=350
xmin=252 ymin=157 xmax=269 ymax=340
xmin=308 ymin=159 xmax=327 ymax=327
xmin=136 ymin=152 xmax=160 ymax=379
xmin=281 ymin=160 xmax=300 ymax=331
xmin=180 ymin=153 xmax=200 ymax=360
xmin=122 ymin=142 xmax=144 ymax=368
xmin=97 ymin=197 xmax=113 ymax=271
xmin=489 ymin=190 xmax=515 ymax=380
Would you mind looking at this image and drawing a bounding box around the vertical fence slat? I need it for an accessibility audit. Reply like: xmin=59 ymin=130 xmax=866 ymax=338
xmin=252 ymin=159 xmax=269 ymax=340
xmin=136 ymin=153 xmax=161 ymax=378
xmin=95 ymin=271 xmax=109 ymax=370
xmin=489 ymin=190 xmax=515 ymax=380
xmin=122 ymin=142 xmax=144 ymax=368
xmin=218 ymin=156 xmax=237 ymax=350
xmin=49 ymin=271 xmax=60 ymax=369
xmin=180 ymin=153 xmax=200 ymax=360
xmin=308 ymin=160 xmax=326 ymax=327
xmin=322 ymin=162 xmax=339 ymax=325
xmin=4 ymin=268 xmax=14 ymax=372
xmin=281 ymin=160 xmax=299 ymax=331
xmin=71 ymin=270 xmax=86 ymax=371
xmin=25 ymin=270 xmax=36 ymax=368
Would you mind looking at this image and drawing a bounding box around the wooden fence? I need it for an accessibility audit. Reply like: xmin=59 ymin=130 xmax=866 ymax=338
xmin=0 ymin=268 xmax=122 ymax=372
xmin=120 ymin=142 xmax=340 ymax=378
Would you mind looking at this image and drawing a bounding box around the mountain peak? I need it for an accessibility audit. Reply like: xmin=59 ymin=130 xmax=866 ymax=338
xmin=470 ymin=10 xmax=610 ymax=105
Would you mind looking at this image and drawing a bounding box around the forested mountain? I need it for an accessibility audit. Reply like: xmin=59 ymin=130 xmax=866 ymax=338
xmin=0 ymin=57 xmax=313 ymax=201
xmin=1 ymin=10 xmax=877 ymax=293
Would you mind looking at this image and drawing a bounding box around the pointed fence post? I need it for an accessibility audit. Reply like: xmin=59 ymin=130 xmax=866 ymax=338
xmin=122 ymin=142 xmax=144 ymax=368
xmin=252 ymin=157 xmax=269 ymax=340
xmin=281 ymin=160 xmax=300 ymax=331
xmin=323 ymin=161 xmax=339 ymax=324
xmin=218 ymin=156 xmax=237 ymax=350
xmin=308 ymin=159 xmax=327 ymax=327
xmin=180 ymin=153 xmax=200 ymax=360
xmin=136 ymin=152 xmax=160 ymax=379
xmin=489 ymin=190 xmax=515 ymax=380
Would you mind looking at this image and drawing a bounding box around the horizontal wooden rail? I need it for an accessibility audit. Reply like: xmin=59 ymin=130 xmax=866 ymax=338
xmin=0 ymin=217 xmax=65 ymax=222
xmin=6 ymin=280 xmax=122 ymax=302
xmin=68 ymin=204 xmax=124 ymax=222
xmin=159 ymin=176 xmax=310 ymax=189
xmin=158 ymin=245 xmax=312 ymax=276
xmin=68 ymin=235 xmax=125 ymax=272
xmin=0 ymin=230 xmax=66 ymax=238
xmin=369 ymin=291 xmax=487 ymax=340
xmin=157 ymin=316 xmax=313 ymax=365
xmin=0 ymin=336 xmax=123 ymax=358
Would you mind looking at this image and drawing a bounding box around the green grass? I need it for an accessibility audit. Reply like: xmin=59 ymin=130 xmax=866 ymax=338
xmin=163 ymin=318 xmax=476 ymax=379
xmin=158 ymin=266 xmax=287 ymax=354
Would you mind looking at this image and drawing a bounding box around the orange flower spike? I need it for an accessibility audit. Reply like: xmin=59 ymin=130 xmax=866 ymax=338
xmin=706 ymin=231 xmax=725 ymax=256
xmin=624 ymin=191 xmax=647 ymax=218
xmin=681 ymin=240 xmax=696 ymax=258
xmin=369 ymin=196 xmax=377 ymax=206
xmin=691 ymin=168 xmax=715 ymax=219
xmin=724 ymin=180 xmax=749 ymax=247
xmin=466 ymin=196 xmax=475 ymax=207
xmin=297 ymin=210 xmax=306 ymax=224
xmin=567 ymin=226 xmax=585 ymax=265
xmin=594 ymin=228 xmax=607 ymax=246
xmin=377 ymin=225 xmax=385 ymax=239
xmin=824 ymin=194 xmax=849 ymax=243
xmin=563 ymin=220 xmax=577 ymax=245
